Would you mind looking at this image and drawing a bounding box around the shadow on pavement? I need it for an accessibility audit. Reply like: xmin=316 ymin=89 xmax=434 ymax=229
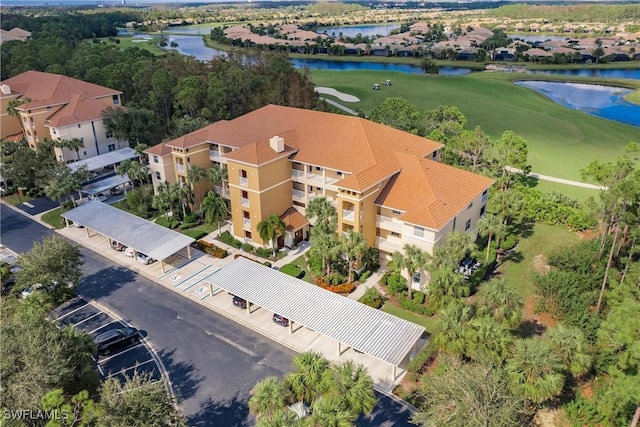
xmin=356 ymin=391 xmax=414 ymax=427
xmin=188 ymin=393 xmax=251 ymax=427
xmin=158 ymin=348 xmax=202 ymax=403
xmin=77 ymin=266 xmax=137 ymax=300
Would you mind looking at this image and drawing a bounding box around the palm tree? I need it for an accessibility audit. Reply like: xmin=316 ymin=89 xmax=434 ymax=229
xmin=6 ymin=97 xmax=31 ymax=117
xmin=63 ymin=138 xmax=85 ymax=161
xmin=207 ymin=165 xmax=228 ymax=197
xmin=257 ymin=214 xmax=286 ymax=257
xmin=339 ymin=231 xmax=369 ymax=284
xmin=322 ymin=360 xmax=376 ymax=418
xmin=433 ymin=301 xmax=474 ymax=356
xmin=286 ymin=351 xmax=331 ymax=405
xmin=477 ymin=279 xmax=523 ymax=328
xmin=127 ymin=161 xmax=150 ymax=188
xmin=249 ymin=376 xmax=290 ymax=423
xmin=468 ymin=315 xmax=513 ymax=364
xmin=152 ymin=181 xmax=175 ymax=223
xmin=478 ymin=213 xmax=505 ymax=263
xmin=171 ymin=182 xmax=193 ymax=220
xmin=545 ymin=325 xmax=592 ymax=378
xmin=306 ymin=396 xmax=354 ymax=427
xmin=505 ymin=338 xmax=565 ymax=404
xmin=428 ymin=265 xmax=470 ymax=309
xmin=305 ymin=197 xmax=337 ymax=233
xmin=391 ymin=244 xmax=430 ymax=300
xmin=199 ymin=191 xmax=228 ymax=236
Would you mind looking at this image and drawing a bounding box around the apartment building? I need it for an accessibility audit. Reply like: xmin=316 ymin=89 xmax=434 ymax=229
xmin=0 ymin=71 xmax=124 ymax=162
xmin=146 ymin=105 xmax=494 ymax=260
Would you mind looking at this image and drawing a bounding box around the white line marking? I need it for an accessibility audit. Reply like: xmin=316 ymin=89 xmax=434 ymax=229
xmin=54 ymin=302 xmax=89 ymax=320
xmin=205 ymin=329 xmax=258 ymax=357
xmin=88 ymin=320 xmax=118 ymax=334
xmin=23 ymin=202 xmax=35 ymax=208
xmin=98 ymin=343 xmax=143 ymax=363
xmin=73 ymin=312 xmax=103 ymax=326
xmin=106 ymin=359 xmax=155 ymax=378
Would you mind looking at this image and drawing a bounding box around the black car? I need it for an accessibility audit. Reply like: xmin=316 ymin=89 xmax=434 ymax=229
xmin=272 ymin=314 xmax=289 ymax=327
xmin=110 ymin=186 xmax=124 ymax=196
xmin=95 ymin=327 xmax=140 ymax=356
xmin=232 ymin=295 xmax=247 ymax=309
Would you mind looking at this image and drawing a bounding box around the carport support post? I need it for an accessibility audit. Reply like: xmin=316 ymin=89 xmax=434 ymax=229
xmin=160 ymin=260 xmax=165 ymax=274
xmin=64 ymin=217 xmax=70 ymax=227
xmin=187 ymin=245 xmax=192 ymax=259
xmin=85 ymin=227 xmax=90 ymax=238
xmin=392 ymin=364 xmax=397 ymax=381
xmin=289 ymin=321 xmax=293 ymax=335
xmin=246 ymin=302 xmax=250 ymax=315
xmin=337 ymin=341 xmax=341 ymax=357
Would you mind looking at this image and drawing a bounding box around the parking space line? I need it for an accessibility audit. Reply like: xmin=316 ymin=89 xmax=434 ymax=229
xmin=174 ymin=265 xmax=214 ymax=289
xmin=73 ymin=312 xmax=103 ymax=327
xmin=97 ymin=343 xmax=143 ymax=363
xmin=88 ymin=320 xmax=119 ymax=334
xmin=158 ymin=258 xmax=206 ymax=279
xmin=106 ymin=359 xmax=155 ymax=378
xmin=53 ymin=302 xmax=89 ymax=321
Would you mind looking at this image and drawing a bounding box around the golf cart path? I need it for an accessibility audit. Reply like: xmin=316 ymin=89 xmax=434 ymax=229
xmin=315 ymin=87 xmax=360 ymax=102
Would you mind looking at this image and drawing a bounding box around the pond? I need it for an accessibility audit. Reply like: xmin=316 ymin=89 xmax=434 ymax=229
xmin=317 ymin=24 xmax=400 ymax=38
xmin=291 ymin=58 xmax=471 ymax=75
xmin=515 ymin=81 xmax=640 ymax=127
xmin=530 ymin=68 xmax=640 ymax=80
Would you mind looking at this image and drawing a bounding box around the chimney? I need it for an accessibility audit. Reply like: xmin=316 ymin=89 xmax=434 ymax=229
xmin=269 ymin=136 xmax=284 ymax=153
xmin=0 ymin=84 xmax=11 ymax=95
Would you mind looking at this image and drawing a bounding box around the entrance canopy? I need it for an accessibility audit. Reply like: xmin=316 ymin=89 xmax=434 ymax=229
xmin=61 ymin=201 xmax=194 ymax=261
xmin=207 ymin=257 xmax=424 ymax=367
xmin=68 ymin=147 xmax=137 ymax=173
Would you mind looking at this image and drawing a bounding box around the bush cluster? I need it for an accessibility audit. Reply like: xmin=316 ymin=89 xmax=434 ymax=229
xmin=315 ymin=277 xmax=356 ymax=294
xmin=398 ymin=297 xmax=436 ymax=316
xmin=194 ymin=240 xmax=229 ymax=258
xmin=406 ymin=344 xmax=437 ymax=381
xmin=358 ymin=270 xmax=372 ymax=282
xmin=359 ymin=287 xmax=384 ymax=308
xmin=386 ymin=272 xmax=408 ymax=295
xmin=219 ymin=231 xmax=242 ymax=248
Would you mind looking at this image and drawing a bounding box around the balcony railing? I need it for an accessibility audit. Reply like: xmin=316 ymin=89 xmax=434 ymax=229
xmin=209 ymin=149 xmax=220 ymax=159
xmin=241 ymin=197 xmax=249 ymax=207
xmin=176 ymin=164 xmax=185 ymax=173
xmin=243 ymin=218 xmax=251 ymax=229
xmin=292 ymin=189 xmax=305 ymax=200
xmin=291 ymin=170 xmax=304 ymax=180
xmin=239 ymin=177 xmax=248 ymax=187
xmin=342 ymin=209 xmax=355 ymax=221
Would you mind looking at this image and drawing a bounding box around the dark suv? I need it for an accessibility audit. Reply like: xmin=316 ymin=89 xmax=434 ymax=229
xmin=95 ymin=327 xmax=140 ymax=356
xmin=232 ymin=295 xmax=247 ymax=309
xmin=272 ymin=314 xmax=289 ymax=327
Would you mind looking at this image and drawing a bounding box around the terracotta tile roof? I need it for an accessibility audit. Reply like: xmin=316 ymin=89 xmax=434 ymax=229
xmin=280 ymin=207 xmax=309 ymax=232
xmin=375 ymin=153 xmax=494 ymax=229
xmin=223 ymin=130 xmax=299 ymax=165
xmin=145 ymin=142 xmax=173 ymax=156
xmin=45 ymin=94 xmax=114 ymax=127
xmin=0 ymin=71 xmax=121 ymax=110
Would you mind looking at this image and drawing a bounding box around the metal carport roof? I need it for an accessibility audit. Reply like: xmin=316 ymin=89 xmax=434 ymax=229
xmin=61 ymin=201 xmax=194 ymax=261
xmin=81 ymin=174 xmax=130 ymax=195
xmin=68 ymin=147 xmax=137 ymax=173
xmin=206 ymin=257 xmax=425 ymax=367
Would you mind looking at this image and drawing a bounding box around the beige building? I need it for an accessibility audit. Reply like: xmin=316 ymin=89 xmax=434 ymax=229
xmin=0 ymin=71 xmax=124 ymax=163
xmin=146 ymin=105 xmax=494 ymax=263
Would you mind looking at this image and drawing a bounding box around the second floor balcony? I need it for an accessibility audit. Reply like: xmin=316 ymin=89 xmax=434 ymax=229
xmin=243 ymin=218 xmax=251 ymax=229
xmin=342 ymin=209 xmax=355 ymax=221
xmin=292 ymin=189 xmax=305 ymax=200
xmin=239 ymin=177 xmax=248 ymax=187
xmin=241 ymin=197 xmax=249 ymax=207
xmin=176 ymin=164 xmax=185 ymax=173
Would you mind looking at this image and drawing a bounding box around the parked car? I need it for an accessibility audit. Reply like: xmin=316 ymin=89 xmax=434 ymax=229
xmin=95 ymin=327 xmax=140 ymax=356
xmin=110 ymin=186 xmax=124 ymax=196
xmin=136 ymin=253 xmax=155 ymax=265
xmin=111 ymin=241 xmax=126 ymax=251
xmin=124 ymin=247 xmax=136 ymax=258
xmin=272 ymin=313 xmax=289 ymax=327
xmin=232 ymin=295 xmax=247 ymax=309
xmin=20 ymin=283 xmax=43 ymax=299
xmin=88 ymin=193 xmax=107 ymax=202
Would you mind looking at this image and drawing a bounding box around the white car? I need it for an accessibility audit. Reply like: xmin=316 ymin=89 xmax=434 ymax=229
xmin=89 ymin=193 xmax=108 ymax=202
xmin=21 ymin=283 xmax=43 ymax=299
xmin=124 ymin=247 xmax=136 ymax=258
xmin=136 ymin=253 xmax=155 ymax=265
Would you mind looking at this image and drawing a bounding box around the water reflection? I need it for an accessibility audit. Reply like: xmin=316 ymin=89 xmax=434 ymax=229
xmin=317 ymin=24 xmax=399 ymax=38
xmin=291 ymin=59 xmax=470 ymax=75
xmin=515 ymin=81 xmax=640 ymax=127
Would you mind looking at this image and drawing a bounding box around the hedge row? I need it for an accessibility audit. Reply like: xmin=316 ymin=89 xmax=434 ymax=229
xmin=406 ymin=344 xmax=437 ymax=381
xmin=194 ymin=240 xmax=229 ymax=258
xmin=316 ymin=278 xmax=356 ymax=294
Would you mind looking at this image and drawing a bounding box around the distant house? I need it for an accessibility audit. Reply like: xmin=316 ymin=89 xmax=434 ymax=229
xmin=491 ymin=48 xmax=517 ymax=61
xmin=0 ymin=27 xmax=31 ymax=45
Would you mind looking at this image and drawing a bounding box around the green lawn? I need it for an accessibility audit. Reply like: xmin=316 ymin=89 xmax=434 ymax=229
xmin=100 ymin=37 xmax=167 ymax=55
xmin=496 ymin=223 xmax=580 ymax=300
xmin=41 ymin=208 xmax=64 ymax=229
xmin=382 ymin=304 xmax=437 ymax=334
xmin=287 ymin=254 xmax=314 ymax=284
xmin=531 ymin=179 xmax=600 ymax=203
xmin=310 ymin=69 xmax=640 ymax=181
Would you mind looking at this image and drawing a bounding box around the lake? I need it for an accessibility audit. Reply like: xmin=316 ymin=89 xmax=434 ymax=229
xmin=317 ymin=24 xmax=400 ymax=38
xmin=515 ymin=81 xmax=640 ymax=127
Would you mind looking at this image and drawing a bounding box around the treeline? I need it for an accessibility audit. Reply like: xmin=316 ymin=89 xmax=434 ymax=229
xmin=486 ymin=4 xmax=640 ymax=23
xmin=1 ymin=12 xmax=319 ymax=144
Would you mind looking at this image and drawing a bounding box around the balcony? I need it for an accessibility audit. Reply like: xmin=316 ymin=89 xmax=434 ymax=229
xmin=241 ymin=197 xmax=249 ymax=207
xmin=292 ymin=189 xmax=305 ymax=200
xmin=209 ymin=150 xmax=220 ymax=160
xmin=376 ymin=215 xmax=404 ymax=234
xmin=291 ymin=170 xmax=305 ymax=181
xmin=243 ymin=218 xmax=251 ymax=229
xmin=239 ymin=177 xmax=248 ymax=187
xmin=176 ymin=164 xmax=185 ymax=173
xmin=376 ymin=236 xmax=404 ymax=253
xmin=215 ymin=186 xmax=230 ymax=199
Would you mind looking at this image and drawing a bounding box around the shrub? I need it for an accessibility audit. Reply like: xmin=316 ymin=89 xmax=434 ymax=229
xmin=406 ymin=344 xmax=437 ymax=381
xmin=213 ymin=248 xmax=228 ymax=258
xmin=413 ymin=290 xmax=426 ymax=304
xmin=399 ymin=297 xmax=435 ymax=316
xmin=324 ymin=272 xmax=346 ymax=286
xmin=359 ymin=287 xmax=383 ymax=309
xmin=386 ymin=272 xmax=407 ymax=296
xmin=280 ymin=264 xmax=304 ymax=279
xmin=255 ymin=247 xmax=273 ymax=259
xmin=220 ymin=231 xmax=242 ymax=248
xmin=263 ymin=261 xmax=272 ymax=267
xmin=184 ymin=213 xmax=198 ymax=223
xmin=380 ymin=271 xmax=390 ymax=286
xmin=242 ymin=243 xmax=255 ymax=253
xmin=359 ymin=270 xmax=372 ymax=282
xmin=179 ymin=222 xmax=198 ymax=230
xmin=500 ymin=234 xmax=519 ymax=251
xmin=316 ymin=278 xmax=356 ymax=294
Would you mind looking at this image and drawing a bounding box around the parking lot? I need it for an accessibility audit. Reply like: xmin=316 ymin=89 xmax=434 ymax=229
xmin=50 ymin=296 xmax=165 ymax=384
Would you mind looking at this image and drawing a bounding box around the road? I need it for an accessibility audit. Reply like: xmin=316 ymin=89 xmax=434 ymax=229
xmin=1 ymin=203 xmax=416 ymax=426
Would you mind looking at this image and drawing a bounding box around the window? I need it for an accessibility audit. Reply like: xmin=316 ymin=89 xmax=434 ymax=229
xmin=241 ymin=190 xmax=248 ymax=198
xmin=412 ymin=272 xmax=421 ymax=283
xmin=391 ymin=231 xmax=400 ymax=238
xmin=316 ymin=166 xmax=322 ymax=171
xmin=243 ymin=211 xmax=250 ymax=219
xmin=106 ymin=130 xmax=113 ymax=138
xmin=77 ymin=124 xmax=81 ymax=128
xmin=432 ymin=151 xmax=438 ymax=160
xmin=155 ymin=171 xmax=161 ymax=180
xmin=108 ymin=144 xmax=116 ymax=152
xmin=465 ymin=219 xmax=471 ymax=231
xmin=337 ymin=171 xmax=342 ymax=176
xmin=392 ymin=209 xmax=401 ymax=215
xmin=482 ymin=189 xmax=488 ymax=202
xmin=153 ymin=155 xmax=159 ymax=163
xmin=414 ymin=226 xmax=424 ymax=237
xmin=480 ymin=205 xmax=486 ymax=217
xmin=452 ymin=217 xmax=457 ymax=230
xmin=240 ymin=170 xmax=247 ymax=178
xmin=112 ymin=95 xmax=119 ymax=105
xmin=52 ymin=128 xmax=57 ymax=135
xmin=83 ymin=151 xmax=87 ymax=156
xmin=245 ymin=231 xmax=252 ymax=239
xmin=468 ymin=202 xmax=473 ymax=210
